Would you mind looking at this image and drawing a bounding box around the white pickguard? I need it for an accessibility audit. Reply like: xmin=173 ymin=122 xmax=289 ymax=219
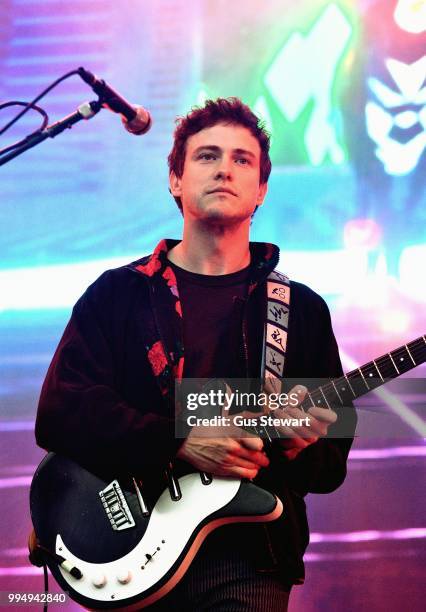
xmin=56 ymin=474 xmax=241 ymax=604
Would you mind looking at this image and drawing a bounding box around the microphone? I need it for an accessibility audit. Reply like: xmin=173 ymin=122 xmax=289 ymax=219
xmin=77 ymin=67 xmax=152 ymax=135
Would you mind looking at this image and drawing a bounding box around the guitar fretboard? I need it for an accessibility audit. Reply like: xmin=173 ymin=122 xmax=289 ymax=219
xmin=249 ymin=335 xmax=426 ymax=441
xmin=304 ymin=335 xmax=426 ymax=411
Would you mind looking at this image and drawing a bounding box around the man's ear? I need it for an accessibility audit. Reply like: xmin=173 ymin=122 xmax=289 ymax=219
xmin=169 ymin=171 xmax=182 ymax=197
xmin=256 ymin=182 xmax=268 ymax=207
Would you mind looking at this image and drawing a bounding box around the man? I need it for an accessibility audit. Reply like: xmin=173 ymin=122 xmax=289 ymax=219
xmin=35 ymin=98 xmax=356 ymax=611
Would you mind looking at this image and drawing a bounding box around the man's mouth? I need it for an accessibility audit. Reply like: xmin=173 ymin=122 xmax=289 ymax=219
xmin=207 ymin=188 xmax=237 ymax=196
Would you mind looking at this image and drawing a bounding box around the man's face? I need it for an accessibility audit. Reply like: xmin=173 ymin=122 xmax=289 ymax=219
xmin=169 ymin=122 xmax=267 ymax=224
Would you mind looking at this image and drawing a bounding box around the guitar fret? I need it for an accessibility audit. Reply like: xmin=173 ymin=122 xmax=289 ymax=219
xmin=345 ymin=375 xmax=356 ymax=397
xmin=358 ymin=367 xmax=370 ymax=390
xmin=310 ymin=389 xmax=327 ymax=408
xmin=388 ymin=352 xmax=400 ymax=375
xmin=270 ymin=424 xmax=281 ymax=438
xmin=376 ymin=355 xmax=396 ymax=379
xmin=322 ymin=382 xmax=341 ymax=408
xmin=405 ymin=344 xmax=416 ymax=366
xmin=408 ymin=338 xmax=426 ymax=365
xmin=331 ymin=376 xmax=356 ymax=406
xmin=300 ymin=392 xmax=314 ymax=413
xmin=331 ymin=380 xmax=343 ymax=405
xmin=347 ymin=368 xmax=375 ymax=399
xmin=392 ymin=345 xmax=416 ymax=374
xmin=320 ymin=387 xmax=332 ymax=409
xmin=376 ymin=355 xmax=398 ymax=380
xmin=263 ymin=426 xmax=272 ymax=443
xmin=359 ymin=360 xmax=386 ymax=394
xmin=307 ymin=393 xmax=316 ymax=409
xmin=373 ymin=359 xmax=384 ymax=382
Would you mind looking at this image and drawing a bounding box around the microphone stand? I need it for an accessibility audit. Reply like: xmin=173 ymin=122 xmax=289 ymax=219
xmin=0 ymin=100 xmax=102 ymax=167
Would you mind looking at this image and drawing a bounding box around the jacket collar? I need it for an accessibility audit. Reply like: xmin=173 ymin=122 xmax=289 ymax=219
xmin=130 ymin=238 xmax=280 ymax=292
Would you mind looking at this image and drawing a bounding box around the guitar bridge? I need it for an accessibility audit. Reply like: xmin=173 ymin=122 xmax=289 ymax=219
xmin=99 ymin=480 xmax=135 ymax=531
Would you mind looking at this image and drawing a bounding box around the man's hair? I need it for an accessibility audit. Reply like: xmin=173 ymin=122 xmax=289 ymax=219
xmin=167 ymin=97 xmax=271 ymax=213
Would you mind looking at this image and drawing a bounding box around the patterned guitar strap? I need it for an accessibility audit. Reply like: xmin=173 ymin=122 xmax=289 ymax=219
xmin=261 ymin=270 xmax=290 ymax=395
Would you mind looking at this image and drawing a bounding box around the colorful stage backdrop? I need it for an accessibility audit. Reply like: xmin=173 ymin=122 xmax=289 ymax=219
xmin=0 ymin=1 xmax=425 ymax=610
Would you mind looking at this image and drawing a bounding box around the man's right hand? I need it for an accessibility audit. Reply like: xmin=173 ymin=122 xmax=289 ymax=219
xmin=176 ymin=425 xmax=269 ymax=480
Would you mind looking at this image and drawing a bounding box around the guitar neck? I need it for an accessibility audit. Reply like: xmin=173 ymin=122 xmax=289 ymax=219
xmin=302 ymin=335 xmax=426 ymax=411
xmin=241 ymin=335 xmax=426 ymax=441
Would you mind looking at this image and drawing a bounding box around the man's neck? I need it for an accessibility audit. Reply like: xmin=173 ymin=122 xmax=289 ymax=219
xmin=167 ymin=222 xmax=251 ymax=275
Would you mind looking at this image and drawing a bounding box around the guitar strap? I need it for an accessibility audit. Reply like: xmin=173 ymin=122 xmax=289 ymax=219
xmin=261 ymin=270 xmax=290 ymax=392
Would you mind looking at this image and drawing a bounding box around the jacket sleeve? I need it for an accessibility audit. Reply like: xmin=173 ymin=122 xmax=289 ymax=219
xmin=35 ymin=270 xmax=182 ymax=478
xmin=278 ymin=289 xmax=357 ymax=495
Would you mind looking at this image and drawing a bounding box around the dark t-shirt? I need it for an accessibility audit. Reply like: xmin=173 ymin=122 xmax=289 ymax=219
xmin=169 ymin=261 xmax=251 ymax=380
xmin=169 ymin=260 xmax=268 ymax=557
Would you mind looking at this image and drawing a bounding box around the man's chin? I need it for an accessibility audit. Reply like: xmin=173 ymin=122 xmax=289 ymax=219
xmin=200 ymin=209 xmax=249 ymax=225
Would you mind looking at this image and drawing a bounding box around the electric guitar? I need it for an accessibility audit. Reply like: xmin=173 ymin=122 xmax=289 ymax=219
xmin=29 ymin=335 xmax=426 ymax=610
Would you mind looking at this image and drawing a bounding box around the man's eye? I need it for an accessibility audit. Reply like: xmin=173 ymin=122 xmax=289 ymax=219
xmin=236 ymin=158 xmax=250 ymax=165
xmin=198 ymin=153 xmax=216 ymax=160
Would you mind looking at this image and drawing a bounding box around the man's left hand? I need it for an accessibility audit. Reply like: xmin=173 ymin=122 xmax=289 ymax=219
xmin=263 ymin=380 xmax=337 ymax=460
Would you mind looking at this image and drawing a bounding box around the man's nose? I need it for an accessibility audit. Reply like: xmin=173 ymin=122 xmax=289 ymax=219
xmin=214 ymin=156 xmax=233 ymax=180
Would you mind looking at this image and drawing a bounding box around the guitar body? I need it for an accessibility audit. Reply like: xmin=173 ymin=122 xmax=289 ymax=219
xmin=30 ymin=453 xmax=283 ymax=610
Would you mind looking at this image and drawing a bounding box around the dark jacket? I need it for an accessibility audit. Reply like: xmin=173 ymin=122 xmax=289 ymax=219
xmin=35 ymin=239 xmax=356 ymax=585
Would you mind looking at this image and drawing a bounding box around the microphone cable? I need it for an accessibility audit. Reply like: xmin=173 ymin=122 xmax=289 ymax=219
xmin=0 ymin=101 xmax=48 ymax=156
xmin=0 ymin=69 xmax=81 ymax=136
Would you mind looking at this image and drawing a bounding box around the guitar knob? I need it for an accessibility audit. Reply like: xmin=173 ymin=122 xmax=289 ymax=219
xmin=117 ymin=570 xmax=132 ymax=585
xmin=92 ymin=573 xmax=107 ymax=588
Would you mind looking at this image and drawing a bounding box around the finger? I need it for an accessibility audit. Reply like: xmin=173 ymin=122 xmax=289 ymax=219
xmin=230 ymin=444 xmax=269 ymax=466
xmin=263 ymin=376 xmax=281 ymax=395
xmin=231 ymin=447 xmax=269 ymax=467
xmin=223 ymin=454 xmax=266 ymax=470
xmin=218 ymin=437 xmax=266 ymax=464
xmin=221 ymin=382 xmax=235 ymax=416
xmin=285 ymin=407 xmax=335 ymax=436
xmin=238 ymin=434 xmax=264 ymax=452
xmin=307 ymin=406 xmax=338 ymax=424
xmin=270 ymin=407 xmax=316 ymax=438
xmin=280 ymin=437 xmax=319 ymax=460
xmin=281 ymin=448 xmax=304 ymax=461
xmin=279 ymin=437 xmax=318 ymax=450
xmin=288 ymin=384 xmax=308 ymax=407
xmin=216 ymin=465 xmax=260 ymax=480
